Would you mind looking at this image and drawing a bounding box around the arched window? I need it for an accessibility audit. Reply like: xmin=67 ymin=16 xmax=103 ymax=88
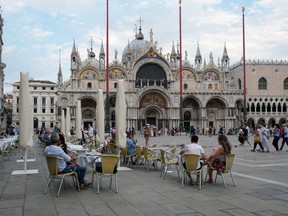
xmin=284 ymin=78 xmax=288 ymax=89
xmin=258 ymin=78 xmax=267 ymax=90
xmin=238 ymin=79 xmax=241 ymax=90
xmin=184 ymin=83 xmax=188 ymax=91
xmin=114 ymin=83 xmax=117 ymax=89
xmin=87 ymin=82 xmax=92 ymax=89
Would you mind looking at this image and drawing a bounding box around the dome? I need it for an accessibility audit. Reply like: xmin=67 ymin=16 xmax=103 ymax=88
xmin=80 ymin=57 xmax=99 ymax=70
xmin=121 ymin=31 xmax=151 ymax=63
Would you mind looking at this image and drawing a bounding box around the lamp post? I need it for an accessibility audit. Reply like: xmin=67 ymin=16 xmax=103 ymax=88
xmin=179 ymin=0 xmax=183 ymax=134
xmin=242 ymin=7 xmax=247 ymax=125
xmin=105 ymin=0 xmax=110 ymax=133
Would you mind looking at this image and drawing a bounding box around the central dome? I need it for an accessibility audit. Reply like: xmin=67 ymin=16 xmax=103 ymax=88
xmin=121 ymin=30 xmax=151 ymax=64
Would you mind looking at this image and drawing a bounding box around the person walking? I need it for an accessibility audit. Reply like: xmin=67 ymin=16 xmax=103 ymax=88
xmin=280 ymin=123 xmax=288 ymax=151
xmin=251 ymin=125 xmax=264 ymax=152
xmin=272 ymin=124 xmax=281 ymax=152
xmin=260 ymin=124 xmax=270 ymax=152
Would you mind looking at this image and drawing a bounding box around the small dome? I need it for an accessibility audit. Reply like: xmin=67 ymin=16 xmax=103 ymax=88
xmin=80 ymin=57 xmax=99 ymax=70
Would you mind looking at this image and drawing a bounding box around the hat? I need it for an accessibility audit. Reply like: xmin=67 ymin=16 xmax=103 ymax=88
xmin=146 ymin=123 xmax=150 ymax=126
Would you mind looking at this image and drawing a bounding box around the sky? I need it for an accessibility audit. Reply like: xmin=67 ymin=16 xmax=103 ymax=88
xmin=1 ymin=0 xmax=288 ymax=93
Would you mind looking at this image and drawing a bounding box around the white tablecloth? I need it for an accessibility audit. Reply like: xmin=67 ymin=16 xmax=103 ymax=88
xmin=67 ymin=143 xmax=87 ymax=154
xmin=0 ymin=136 xmax=18 ymax=149
xmin=78 ymin=152 xmax=101 ymax=167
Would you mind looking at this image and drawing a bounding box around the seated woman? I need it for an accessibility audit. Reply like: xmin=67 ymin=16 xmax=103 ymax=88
xmin=205 ymin=134 xmax=232 ymax=183
xmin=58 ymin=133 xmax=79 ymax=167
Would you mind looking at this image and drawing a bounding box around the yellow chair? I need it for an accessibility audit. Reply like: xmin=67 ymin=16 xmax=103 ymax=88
xmin=170 ymin=145 xmax=176 ymax=154
xmin=159 ymin=149 xmax=180 ymax=180
xmin=142 ymin=147 xmax=159 ymax=171
xmin=120 ymin=147 xmax=134 ymax=166
xmin=1 ymin=144 xmax=11 ymax=161
xmin=44 ymin=155 xmax=80 ymax=197
xmin=135 ymin=145 xmax=145 ymax=166
xmin=205 ymin=153 xmax=236 ymax=188
xmin=0 ymin=146 xmax=6 ymax=168
xmin=92 ymin=154 xmax=119 ymax=194
xmin=181 ymin=154 xmax=203 ymax=190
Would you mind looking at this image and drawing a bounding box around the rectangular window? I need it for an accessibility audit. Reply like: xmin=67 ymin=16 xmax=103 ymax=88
xmin=42 ymin=97 xmax=46 ymax=106
xmin=50 ymin=108 xmax=54 ymax=113
xmin=50 ymin=97 xmax=54 ymax=106
xmin=42 ymin=87 xmax=46 ymax=90
xmin=16 ymin=108 xmax=19 ymax=113
xmin=51 ymin=87 xmax=54 ymax=90
xmin=34 ymin=108 xmax=37 ymax=113
xmin=34 ymin=97 xmax=37 ymax=106
xmin=34 ymin=87 xmax=37 ymax=90
xmin=42 ymin=108 xmax=46 ymax=113
xmin=17 ymin=97 xmax=19 ymax=104
xmin=50 ymin=122 xmax=54 ymax=128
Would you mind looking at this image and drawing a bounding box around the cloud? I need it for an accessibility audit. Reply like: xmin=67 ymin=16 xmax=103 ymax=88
xmin=2 ymin=0 xmax=288 ymax=94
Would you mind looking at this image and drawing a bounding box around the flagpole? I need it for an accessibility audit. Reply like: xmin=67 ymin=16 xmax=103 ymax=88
xmin=179 ymin=0 xmax=183 ymax=133
xmin=105 ymin=0 xmax=110 ymax=133
xmin=242 ymin=7 xmax=247 ymax=124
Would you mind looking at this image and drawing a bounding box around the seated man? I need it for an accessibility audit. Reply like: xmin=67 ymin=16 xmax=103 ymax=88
xmin=44 ymin=132 xmax=91 ymax=189
xmin=179 ymin=135 xmax=207 ymax=184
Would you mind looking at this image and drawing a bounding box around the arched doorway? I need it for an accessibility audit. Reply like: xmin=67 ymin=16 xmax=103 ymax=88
xmin=139 ymin=91 xmax=168 ymax=130
xmin=206 ymin=98 xmax=227 ymax=128
xmin=80 ymin=97 xmax=96 ymax=129
xmin=33 ymin=117 xmax=39 ymax=129
xmin=183 ymin=97 xmax=201 ymax=132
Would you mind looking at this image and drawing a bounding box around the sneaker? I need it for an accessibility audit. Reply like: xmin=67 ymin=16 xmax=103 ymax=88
xmin=80 ymin=182 xmax=91 ymax=189
xmin=250 ymin=149 xmax=255 ymax=152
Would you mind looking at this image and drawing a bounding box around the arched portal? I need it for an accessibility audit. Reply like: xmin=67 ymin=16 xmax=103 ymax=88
xmin=80 ymin=97 xmax=96 ymax=129
xmin=138 ymin=91 xmax=168 ymax=130
xmin=206 ymin=98 xmax=227 ymax=128
xmin=183 ymin=97 xmax=201 ymax=132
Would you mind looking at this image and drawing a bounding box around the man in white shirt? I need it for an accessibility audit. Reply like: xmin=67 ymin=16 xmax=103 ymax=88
xmin=44 ymin=132 xmax=90 ymax=189
xmin=179 ymin=135 xmax=207 ymax=184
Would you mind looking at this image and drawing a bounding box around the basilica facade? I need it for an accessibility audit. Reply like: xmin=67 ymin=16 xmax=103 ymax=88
xmin=56 ymin=26 xmax=244 ymax=132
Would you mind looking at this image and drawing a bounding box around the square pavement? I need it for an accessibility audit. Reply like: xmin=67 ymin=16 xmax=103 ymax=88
xmin=1 ymin=134 xmax=288 ymax=216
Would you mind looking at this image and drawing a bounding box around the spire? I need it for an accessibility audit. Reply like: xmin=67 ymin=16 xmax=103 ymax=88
xmin=221 ymin=42 xmax=230 ymax=67
xmin=195 ymin=42 xmax=202 ymax=59
xmin=89 ymin=36 xmax=95 ymax=58
xmin=58 ymin=49 xmax=63 ymax=85
xmin=99 ymin=40 xmax=105 ymax=58
xmin=126 ymin=40 xmax=132 ymax=55
xmin=171 ymin=41 xmax=176 ymax=56
xmin=194 ymin=42 xmax=202 ymax=69
xmin=136 ymin=16 xmax=144 ymax=40
xmin=71 ymin=38 xmax=77 ymax=55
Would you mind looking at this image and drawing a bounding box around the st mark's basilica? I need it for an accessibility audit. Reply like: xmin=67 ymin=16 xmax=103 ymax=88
xmin=56 ymin=24 xmax=245 ymax=132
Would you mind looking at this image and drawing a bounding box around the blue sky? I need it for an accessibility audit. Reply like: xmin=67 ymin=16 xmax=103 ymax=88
xmin=2 ymin=0 xmax=288 ymax=93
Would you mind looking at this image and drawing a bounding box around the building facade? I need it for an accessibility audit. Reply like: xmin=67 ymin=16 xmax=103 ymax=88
xmin=12 ymin=80 xmax=58 ymax=130
xmin=10 ymin=26 xmax=288 ymax=132
xmin=231 ymin=60 xmax=288 ymax=128
xmin=56 ymin=27 xmax=243 ymax=132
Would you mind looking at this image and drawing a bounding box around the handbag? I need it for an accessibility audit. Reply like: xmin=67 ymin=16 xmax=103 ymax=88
xmin=254 ymin=134 xmax=261 ymax=143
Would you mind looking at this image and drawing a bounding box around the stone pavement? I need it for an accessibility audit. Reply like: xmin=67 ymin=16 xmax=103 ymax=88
xmin=1 ymin=134 xmax=288 ymax=216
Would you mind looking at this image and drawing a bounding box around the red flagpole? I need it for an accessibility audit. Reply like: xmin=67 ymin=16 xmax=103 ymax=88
xmin=179 ymin=1 xmax=183 ymax=133
xmin=106 ymin=0 xmax=109 ymax=94
xmin=179 ymin=3 xmax=183 ymax=96
xmin=105 ymin=0 xmax=110 ymax=133
xmin=242 ymin=7 xmax=247 ymax=124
